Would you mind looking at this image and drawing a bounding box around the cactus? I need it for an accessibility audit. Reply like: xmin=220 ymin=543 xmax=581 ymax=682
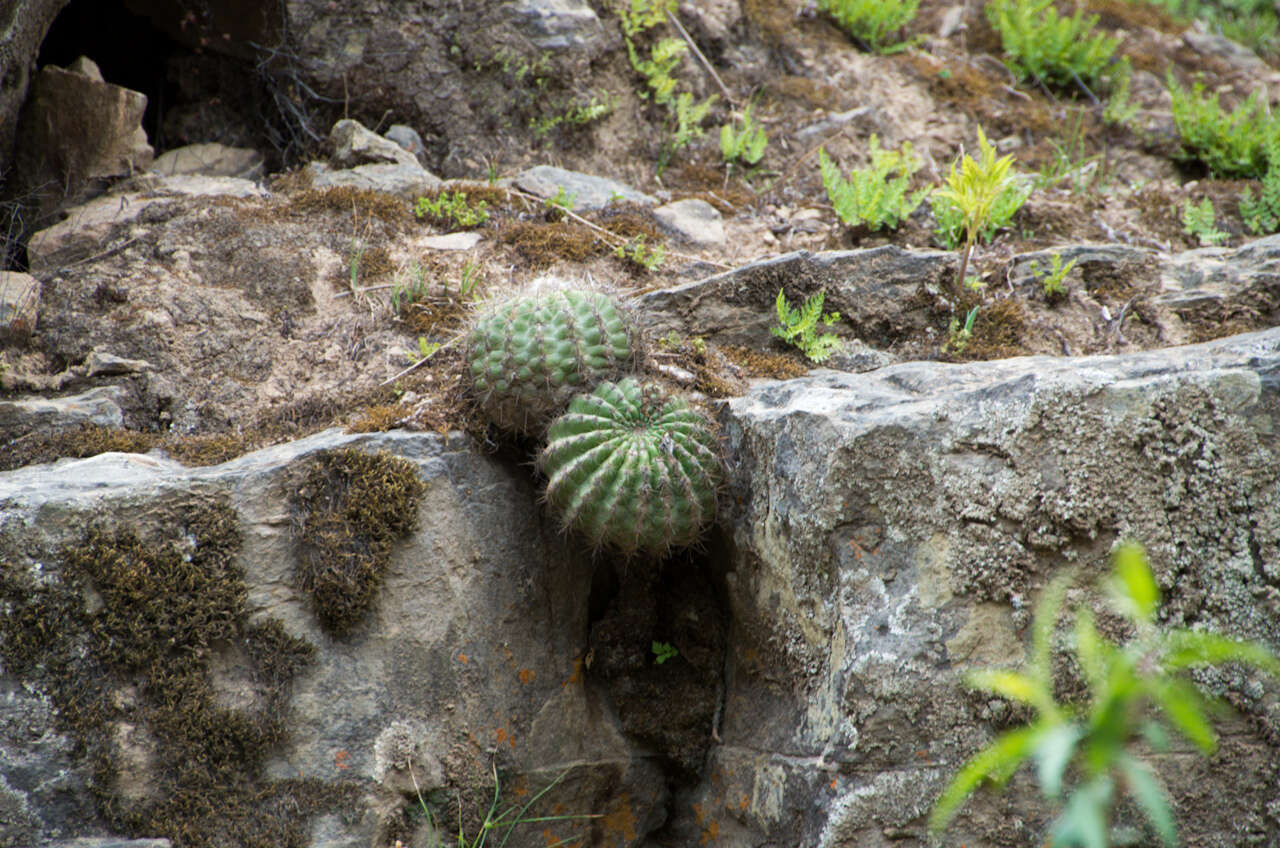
xmin=467 ymin=290 xmax=634 ymax=434
xmin=539 ymin=378 xmax=722 ymax=555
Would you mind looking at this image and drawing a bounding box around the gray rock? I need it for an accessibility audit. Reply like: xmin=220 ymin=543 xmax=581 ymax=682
xmin=420 ymin=232 xmax=482 ymax=251
xmin=1154 ymin=232 xmax=1280 ymax=313
xmin=0 ymin=428 xmax=662 ymax=847
xmin=687 ymin=326 xmax=1280 ymax=847
xmin=1182 ymin=25 xmax=1273 ymax=75
xmin=10 ymin=56 xmax=152 ymax=223
xmin=511 ymin=165 xmax=656 ymax=210
xmin=677 ymin=0 xmax=741 ymax=43
xmin=329 ymin=118 xmax=419 ymax=169
xmin=0 ymin=0 xmax=69 ymax=169
xmin=653 ymin=198 xmax=725 ymax=246
xmin=507 ymin=0 xmax=604 ymax=50
xmin=633 ymin=246 xmax=955 ymax=350
xmin=305 ymin=161 xmax=442 ymax=201
xmin=384 ymin=124 xmax=428 ymax=166
xmin=48 ymin=840 xmax=171 ymax=848
xmin=0 ymin=272 xmax=39 ymax=338
xmin=150 ymin=143 xmax=264 ymax=181
xmin=0 ymin=386 xmax=126 ymax=441
xmin=26 ymin=175 xmax=265 ymax=272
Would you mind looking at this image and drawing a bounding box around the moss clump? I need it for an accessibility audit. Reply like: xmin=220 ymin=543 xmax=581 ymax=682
xmin=497 ymin=221 xmax=604 ymax=267
xmin=290 ymin=449 xmax=426 ymax=635
xmin=719 ymin=344 xmax=811 ymax=380
xmin=0 ymin=424 xmax=158 ymax=471
xmin=0 ymin=499 xmax=353 ymax=848
xmin=287 ymin=185 xmax=410 ymax=226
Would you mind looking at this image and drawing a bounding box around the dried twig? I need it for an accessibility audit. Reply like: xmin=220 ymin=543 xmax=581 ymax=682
xmin=665 ymin=10 xmax=736 ymax=106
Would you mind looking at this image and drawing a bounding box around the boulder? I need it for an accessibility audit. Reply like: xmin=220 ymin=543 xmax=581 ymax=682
xmin=511 ymin=165 xmax=657 ymax=210
xmin=0 ymin=385 xmax=126 ymax=441
xmin=150 ymin=143 xmax=265 ymax=181
xmin=329 ymin=119 xmax=420 ymax=169
xmin=304 ymin=161 xmax=442 ymax=201
xmin=507 ymin=0 xmax=605 ymax=50
xmin=0 ymin=0 xmax=70 ymax=168
xmin=10 ymin=57 xmax=153 ymax=225
xmin=653 ymin=198 xmax=725 ymax=246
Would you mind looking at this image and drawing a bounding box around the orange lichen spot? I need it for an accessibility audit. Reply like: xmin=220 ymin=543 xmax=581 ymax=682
xmin=562 ymin=656 xmax=584 ymax=688
xmin=699 ymin=819 xmax=721 ymax=845
xmin=739 ymin=794 xmax=749 ymax=811
xmin=457 ymin=652 xmax=469 ymax=663
xmin=511 ymin=778 xmax=529 ymax=799
xmin=519 ymin=668 xmax=536 ymax=685
xmin=496 ymin=727 xmax=508 ymax=744
xmin=692 ymin=802 xmax=706 ymax=824
xmin=602 ymin=795 xmax=638 ymax=842
xmin=830 ymin=776 xmax=837 ymax=790
xmin=334 ymin=749 xmax=350 ymax=770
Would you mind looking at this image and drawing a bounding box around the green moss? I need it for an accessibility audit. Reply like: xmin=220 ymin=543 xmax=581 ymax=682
xmin=0 ymin=499 xmax=356 ymax=848
xmin=290 ymin=449 xmax=426 ymax=636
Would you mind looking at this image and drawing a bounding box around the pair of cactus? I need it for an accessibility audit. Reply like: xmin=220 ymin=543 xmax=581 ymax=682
xmin=466 ymin=290 xmax=721 ymax=554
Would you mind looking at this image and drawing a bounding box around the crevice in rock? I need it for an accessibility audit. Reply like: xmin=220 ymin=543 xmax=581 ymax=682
xmin=583 ymin=526 xmax=733 ymax=840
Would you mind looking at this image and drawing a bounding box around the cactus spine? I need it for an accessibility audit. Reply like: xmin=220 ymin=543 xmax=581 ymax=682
xmin=466 ymin=290 xmax=634 ymax=434
xmin=539 ymin=378 xmax=721 ymax=555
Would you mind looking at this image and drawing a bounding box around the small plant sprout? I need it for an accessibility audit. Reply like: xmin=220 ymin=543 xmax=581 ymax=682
xmin=452 ymin=261 xmax=484 ymax=302
xmin=932 ymin=127 xmax=1029 ymax=292
xmin=1182 ymin=197 xmax=1228 ymax=246
xmin=544 ymin=186 xmax=578 ymax=218
xmin=930 ymin=543 xmax=1280 ymax=847
xmin=652 ymin=641 xmax=679 ymax=665
xmin=390 ymin=261 xmax=432 ymax=315
xmin=415 ymin=192 xmax=491 ymax=230
xmin=945 ymin=305 xmax=979 ymax=355
xmin=771 ymin=289 xmax=842 ymax=363
xmin=410 ymin=759 xmax=598 ymax=848
xmin=1032 ymin=252 xmax=1077 ymax=301
xmin=819 ymin=137 xmax=928 ymax=232
xmin=720 ymin=100 xmax=768 ymax=168
xmin=614 ymin=234 xmax=665 ymax=271
xmin=1239 ymin=133 xmax=1280 ymax=234
xmin=409 ymin=337 xmax=442 ymax=364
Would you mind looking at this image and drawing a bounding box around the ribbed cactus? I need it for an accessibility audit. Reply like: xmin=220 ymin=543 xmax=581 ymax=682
xmin=539 ymin=378 xmax=722 ymax=555
xmin=467 ymin=290 xmax=634 ymax=434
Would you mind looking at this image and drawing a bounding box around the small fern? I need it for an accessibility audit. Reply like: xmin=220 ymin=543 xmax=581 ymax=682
xmin=771 ymin=289 xmax=842 ymax=363
xmin=819 ymin=0 xmax=920 ymax=53
xmin=1182 ymin=197 xmax=1228 ymax=246
xmin=986 ymin=0 xmax=1120 ymax=91
xmin=820 ymin=137 xmax=928 ymax=232
xmin=1240 ymin=134 xmax=1280 ymax=234
xmin=1169 ymin=74 xmax=1279 ymax=179
xmin=720 ymin=101 xmax=768 ymax=167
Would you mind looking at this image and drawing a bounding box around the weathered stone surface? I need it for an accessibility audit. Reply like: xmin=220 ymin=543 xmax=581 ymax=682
xmin=384 ymin=125 xmax=428 ymax=166
xmin=26 ymin=175 xmax=267 ymax=272
xmin=653 ymin=198 xmax=724 ymax=246
xmin=304 ymin=161 xmax=442 ymax=201
xmin=507 ymin=0 xmax=605 ymax=50
xmin=0 ymin=0 xmax=70 ymax=169
xmin=329 ymin=119 xmax=419 ymax=169
xmin=421 ymin=232 xmax=482 ymax=251
xmin=0 ymin=385 xmax=125 ymax=441
xmin=150 ymin=143 xmax=265 ymax=181
xmin=674 ymin=327 xmax=1280 ymax=848
xmin=0 ymin=429 xmax=662 ymax=847
xmin=11 ymin=57 xmax=153 ymax=224
xmin=512 ymin=166 xmax=656 ymax=210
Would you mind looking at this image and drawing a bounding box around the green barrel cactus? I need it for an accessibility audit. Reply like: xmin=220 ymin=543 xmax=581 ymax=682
xmin=539 ymin=378 xmax=722 ymax=555
xmin=467 ymin=289 xmax=634 ymax=434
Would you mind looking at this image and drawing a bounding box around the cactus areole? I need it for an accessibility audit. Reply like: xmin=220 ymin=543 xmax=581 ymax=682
xmin=467 ymin=290 xmax=634 ymax=434
xmin=540 ymin=378 xmax=722 ymax=555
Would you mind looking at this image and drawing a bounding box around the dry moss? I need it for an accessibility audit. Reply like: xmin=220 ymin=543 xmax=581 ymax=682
xmin=288 ymin=185 xmax=411 ymax=226
xmin=497 ymin=220 xmax=604 ymax=267
xmin=720 ymin=344 xmax=811 ymax=380
xmin=290 ymin=449 xmax=426 ymax=636
xmin=346 ymin=404 xmax=407 ymax=433
xmin=0 ymin=500 xmax=354 ymax=848
xmin=955 ymin=296 xmax=1029 ymax=361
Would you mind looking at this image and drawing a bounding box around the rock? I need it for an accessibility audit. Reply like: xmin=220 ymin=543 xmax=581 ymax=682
xmin=384 ymin=124 xmax=428 ymax=166
xmin=26 ymin=175 xmax=266 ymax=272
xmin=49 ymin=840 xmax=172 ymax=848
xmin=0 ymin=429 xmax=664 ymax=846
xmin=653 ymin=198 xmax=725 ymax=246
xmin=329 ymin=118 xmax=419 ymax=169
xmin=304 ymin=161 xmax=442 ymax=201
xmin=0 ymin=272 xmax=39 ymax=338
xmin=511 ymin=165 xmax=657 ymax=210
xmin=507 ymin=0 xmax=605 ymax=50
xmin=796 ymin=106 xmax=875 ymax=141
xmin=938 ymin=4 xmax=966 ymax=37
xmin=1182 ymin=25 xmax=1273 ymax=76
xmin=685 ymin=326 xmax=1280 ymax=848
xmin=0 ymin=0 xmax=69 ymax=168
xmin=420 ymin=232 xmax=482 ymax=251
xmin=677 ymin=0 xmax=742 ymax=43
xmin=632 ymin=246 xmax=955 ymax=351
xmin=0 ymin=386 xmax=126 ymax=441
xmin=10 ymin=57 xmax=153 ymax=223
xmin=84 ymin=351 xmax=152 ymax=377
xmin=150 ymin=143 xmax=264 ymax=181
xmin=1154 ymin=232 xmax=1280 ymax=313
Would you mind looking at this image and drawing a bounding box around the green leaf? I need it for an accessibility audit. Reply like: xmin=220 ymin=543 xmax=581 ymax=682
xmin=1110 ymin=541 xmax=1159 ymax=623
xmin=1073 ymin=607 xmax=1113 ymax=691
xmin=1035 ymin=722 xmax=1082 ymax=798
xmin=929 ymin=724 xmax=1042 ymax=832
xmin=1117 ymin=754 xmax=1178 ymax=847
xmin=1162 ymin=629 xmax=1280 ymax=678
xmin=966 ymin=669 xmax=1051 ymax=710
xmin=1152 ymin=677 xmax=1217 ymax=753
xmin=1049 ymin=776 xmax=1113 ymax=848
xmin=1033 ymin=574 xmax=1070 ymax=684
